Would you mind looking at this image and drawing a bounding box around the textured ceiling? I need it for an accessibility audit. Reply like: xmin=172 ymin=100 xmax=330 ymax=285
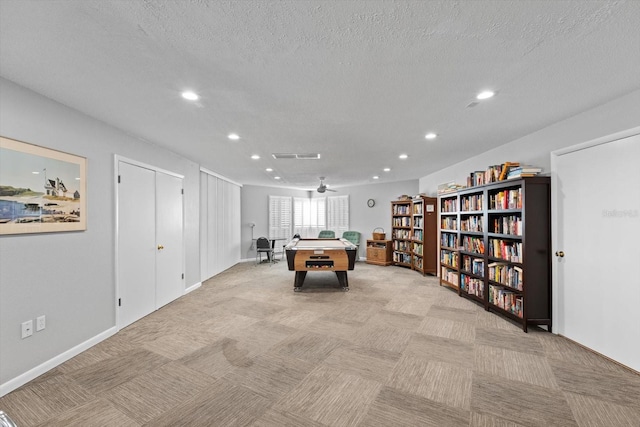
xmin=1 ymin=0 xmax=639 ymax=190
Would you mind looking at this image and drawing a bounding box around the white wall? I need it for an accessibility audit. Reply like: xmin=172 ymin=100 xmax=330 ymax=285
xmin=419 ymin=90 xmax=640 ymax=193
xmin=0 ymin=78 xmax=202 ymax=393
xmin=240 ymin=180 xmax=419 ymax=260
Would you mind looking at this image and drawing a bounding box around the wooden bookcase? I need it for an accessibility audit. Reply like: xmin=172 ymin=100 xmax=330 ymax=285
xmin=437 ymin=177 xmax=551 ymax=332
xmin=392 ymin=197 xmax=437 ymax=275
xmin=365 ymin=240 xmax=393 ymax=266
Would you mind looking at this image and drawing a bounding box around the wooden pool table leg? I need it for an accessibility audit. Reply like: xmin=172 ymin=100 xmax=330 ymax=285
xmin=335 ymin=271 xmax=349 ymax=291
xmin=294 ymin=271 xmax=307 ymax=292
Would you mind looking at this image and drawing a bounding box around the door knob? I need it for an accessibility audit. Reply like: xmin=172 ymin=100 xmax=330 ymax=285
xmin=555 ymin=251 xmax=564 ymax=257
xmin=157 ymin=245 xmax=164 ymax=250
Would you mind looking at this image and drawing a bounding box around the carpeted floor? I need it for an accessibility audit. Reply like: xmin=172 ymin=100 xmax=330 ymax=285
xmin=1 ymin=261 xmax=639 ymax=426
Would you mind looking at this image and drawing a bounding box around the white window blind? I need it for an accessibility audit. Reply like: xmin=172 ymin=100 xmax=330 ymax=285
xmin=327 ymin=195 xmax=349 ymax=236
xmin=268 ymin=195 xmax=292 ymax=239
xmin=293 ymin=197 xmax=326 ymax=238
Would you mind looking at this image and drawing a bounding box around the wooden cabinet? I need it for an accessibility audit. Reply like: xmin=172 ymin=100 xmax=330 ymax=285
xmin=392 ymin=197 xmax=437 ymax=275
xmin=437 ymin=177 xmax=551 ymax=332
xmin=365 ymin=240 xmax=393 ymax=266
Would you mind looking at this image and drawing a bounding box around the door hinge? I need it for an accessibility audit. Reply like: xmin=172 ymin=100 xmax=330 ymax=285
xmin=181 ymin=273 xmax=184 ymax=279
xmin=118 ymin=175 xmax=121 ymax=183
xmin=118 ymin=298 xmax=121 ymax=307
xmin=181 ymin=188 xmax=184 ymax=195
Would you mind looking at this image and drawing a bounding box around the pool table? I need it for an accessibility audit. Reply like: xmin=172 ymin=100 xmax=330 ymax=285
xmin=285 ymin=238 xmax=358 ymax=291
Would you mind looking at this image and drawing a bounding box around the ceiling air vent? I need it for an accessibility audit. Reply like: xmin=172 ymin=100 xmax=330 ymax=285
xmin=272 ymin=153 xmax=321 ymax=160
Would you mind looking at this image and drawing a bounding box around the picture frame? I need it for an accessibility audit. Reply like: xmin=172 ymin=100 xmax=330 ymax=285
xmin=0 ymin=136 xmax=87 ymax=235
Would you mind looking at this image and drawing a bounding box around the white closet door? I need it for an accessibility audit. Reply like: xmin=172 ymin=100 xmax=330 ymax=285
xmin=155 ymin=171 xmax=184 ymax=309
xmin=118 ymin=161 xmax=156 ymax=328
xmin=554 ymin=132 xmax=640 ymax=371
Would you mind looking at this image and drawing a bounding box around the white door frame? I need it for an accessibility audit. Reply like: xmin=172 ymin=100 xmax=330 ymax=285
xmin=114 ymin=155 xmax=185 ymax=330
xmin=550 ymin=126 xmax=640 ymax=334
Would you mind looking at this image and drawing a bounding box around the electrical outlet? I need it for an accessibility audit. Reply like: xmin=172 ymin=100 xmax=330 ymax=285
xmin=21 ymin=320 xmax=33 ymax=339
xmin=36 ymin=315 xmax=46 ymax=331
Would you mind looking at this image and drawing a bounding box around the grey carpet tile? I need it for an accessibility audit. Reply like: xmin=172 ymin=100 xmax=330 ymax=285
xmin=5 ymin=261 xmax=640 ymax=426
xmin=273 ymin=365 xmax=382 ymax=427
xmin=179 ymin=338 xmax=254 ymax=378
xmin=416 ymin=316 xmax=476 ymax=343
xmin=387 ymin=355 xmax=473 ymax=410
xmin=549 ymin=357 xmax=640 ymax=407
xmin=426 ymin=304 xmax=478 ymax=324
xmin=475 ymin=326 xmax=547 ymax=356
xmin=100 ymin=361 xmax=215 ymax=425
xmin=360 ymin=386 xmax=470 ymax=427
xmin=474 ymin=345 xmax=559 ymax=389
xmin=563 ymin=391 xmax=640 ymax=427
xmin=143 ymin=378 xmax=272 ymax=427
xmin=404 ymin=333 xmax=476 ymax=369
xmin=468 ymin=412 xmax=528 ymax=427
xmin=34 ymin=398 xmax=140 ymax=427
xmin=221 ymin=352 xmax=316 ymax=400
xmin=68 ymin=348 xmax=171 ymax=395
xmin=353 ymin=322 xmax=414 ymax=354
xmin=320 ymin=346 xmax=399 ymax=383
xmin=471 ymin=371 xmax=579 ymax=427
xmin=270 ymin=330 xmax=350 ymax=364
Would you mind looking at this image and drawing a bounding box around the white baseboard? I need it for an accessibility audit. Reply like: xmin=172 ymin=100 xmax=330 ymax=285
xmin=0 ymin=326 xmax=118 ymax=397
xmin=185 ymin=281 xmax=201 ymax=294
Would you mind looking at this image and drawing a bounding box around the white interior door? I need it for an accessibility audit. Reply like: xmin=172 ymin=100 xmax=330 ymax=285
xmin=117 ymin=161 xmax=156 ymax=328
xmin=155 ymin=171 xmax=184 ymax=308
xmin=553 ymin=131 xmax=640 ymax=371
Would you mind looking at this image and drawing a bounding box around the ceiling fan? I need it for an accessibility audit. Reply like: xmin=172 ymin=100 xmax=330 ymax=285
xmin=317 ymin=177 xmax=337 ymax=193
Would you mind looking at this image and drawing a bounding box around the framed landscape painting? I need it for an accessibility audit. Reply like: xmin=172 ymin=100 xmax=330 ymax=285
xmin=0 ymin=136 xmax=87 ymax=235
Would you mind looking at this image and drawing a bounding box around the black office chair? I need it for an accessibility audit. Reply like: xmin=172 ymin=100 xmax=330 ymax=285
xmin=256 ymin=237 xmax=274 ymax=265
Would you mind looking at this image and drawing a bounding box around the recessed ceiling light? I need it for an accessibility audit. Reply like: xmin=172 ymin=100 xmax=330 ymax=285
xmin=373 ymin=176 xmax=379 ymax=180
xmin=399 ymin=154 xmax=408 ymax=159
xmin=265 ymin=168 xmax=273 ymax=172
xmin=425 ymin=133 xmax=437 ymax=140
xmin=383 ymin=168 xmax=391 ymax=172
xmin=476 ymin=90 xmax=495 ymax=100
xmin=181 ymin=91 xmax=199 ymax=101
xmin=32 ymin=171 xmax=39 ymax=174
xmin=228 ymin=133 xmax=240 ymax=140
xmin=274 ymin=176 xmax=281 ymax=180
xmin=251 ymin=155 xmax=260 ymax=160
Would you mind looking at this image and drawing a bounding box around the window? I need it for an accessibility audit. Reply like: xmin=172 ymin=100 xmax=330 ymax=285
xmin=293 ymin=197 xmax=326 ymax=237
xmin=327 ymin=195 xmax=349 ymax=236
xmin=268 ymin=195 xmax=292 ymax=239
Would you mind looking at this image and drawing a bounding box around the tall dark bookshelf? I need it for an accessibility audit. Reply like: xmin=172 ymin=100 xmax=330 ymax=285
xmin=392 ymin=197 xmax=437 ymax=275
xmin=437 ymin=177 xmax=551 ymax=332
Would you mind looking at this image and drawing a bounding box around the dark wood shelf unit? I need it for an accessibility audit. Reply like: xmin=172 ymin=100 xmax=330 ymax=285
xmin=391 ymin=197 xmax=437 ymax=275
xmin=437 ymin=177 xmax=551 ymax=332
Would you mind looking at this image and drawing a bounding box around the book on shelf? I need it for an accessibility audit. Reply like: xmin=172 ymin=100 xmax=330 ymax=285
xmin=498 ymin=162 xmax=520 ymax=181
xmin=507 ymin=165 xmax=542 ymax=179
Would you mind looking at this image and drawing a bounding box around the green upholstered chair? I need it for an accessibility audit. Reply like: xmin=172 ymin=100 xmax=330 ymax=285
xmin=341 ymin=231 xmax=361 ymax=255
xmin=318 ymin=230 xmax=335 ymax=238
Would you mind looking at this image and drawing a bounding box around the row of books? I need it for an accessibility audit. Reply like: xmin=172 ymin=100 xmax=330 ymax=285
xmin=414 ymin=257 xmax=423 ymax=270
xmin=463 ymin=236 xmax=485 ymax=254
xmin=467 ymin=162 xmax=521 ymax=187
xmin=393 ymin=229 xmax=411 ymax=239
xmin=441 ymin=198 xmax=457 ymax=212
xmin=393 ymin=252 xmax=412 ymax=264
xmin=489 ymin=284 xmax=524 ymax=318
xmin=462 ymin=255 xmax=484 ymax=276
xmin=413 ymin=230 xmax=424 ymax=241
xmin=491 ymin=215 xmax=522 ymax=236
xmin=461 ymin=274 xmax=484 ymax=298
xmin=461 ymin=215 xmax=483 ymax=232
xmin=488 ymin=262 xmax=523 ymax=290
xmin=507 ymin=165 xmax=542 ymax=179
xmin=392 ymin=217 xmax=411 ymax=227
xmin=440 ymin=233 xmax=458 ymax=248
xmin=413 ymin=217 xmax=423 ymax=228
xmin=440 ymin=250 xmax=458 ymax=267
xmin=413 ymin=203 xmax=423 ymax=214
xmin=489 ymin=188 xmax=522 ymax=210
xmin=489 ymin=239 xmax=522 ymax=263
xmin=393 ymin=205 xmax=411 ymax=215
xmin=393 ymin=240 xmax=410 ymax=251
xmin=440 ymin=217 xmax=457 ymax=230
xmin=413 ymin=242 xmax=423 ymax=256
xmin=461 ymin=194 xmax=484 ymax=211
xmin=441 ymin=266 xmax=459 ymax=285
